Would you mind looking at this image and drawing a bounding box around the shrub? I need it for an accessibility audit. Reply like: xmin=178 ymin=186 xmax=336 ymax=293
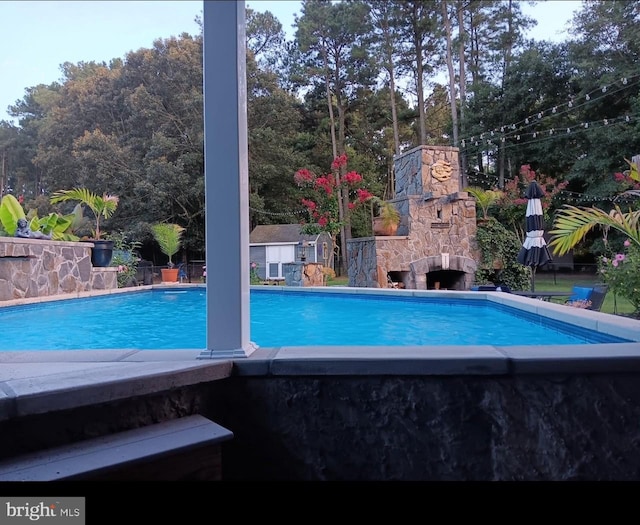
xmin=107 ymin=231 xmax=141 ymax=288
xmin=475 ymin=218 xmax=530 ymax=290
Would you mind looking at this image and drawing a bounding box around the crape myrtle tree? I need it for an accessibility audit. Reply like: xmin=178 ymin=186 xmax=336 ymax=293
xmin=295 ymin=0 xmax=377 ymax=274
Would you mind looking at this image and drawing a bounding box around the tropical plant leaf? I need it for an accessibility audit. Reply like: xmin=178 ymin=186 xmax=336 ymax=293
xmin=549 ymin=204 xmax=640 ymax=255
xmin=151 ymin=223 xmax=185 ymax=266
xmin=0 ymin=194 xmax=26 ymax=236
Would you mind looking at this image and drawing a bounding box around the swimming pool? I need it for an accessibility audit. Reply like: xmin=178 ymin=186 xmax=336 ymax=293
xmin=0 ymin=286 xmax=633 ymax=351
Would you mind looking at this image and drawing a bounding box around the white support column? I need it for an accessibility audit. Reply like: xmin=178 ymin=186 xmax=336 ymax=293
xmin=199 ymin=0 xmax=256 ymax=359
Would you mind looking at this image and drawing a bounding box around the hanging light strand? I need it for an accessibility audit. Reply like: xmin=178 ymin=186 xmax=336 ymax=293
xmin=460 ymin=74 xmax=640 ymax=145
xmin=249 ymin=207 xmax=308 ymax=217
xmin=461 ymin=114 xmax=639 ymax=154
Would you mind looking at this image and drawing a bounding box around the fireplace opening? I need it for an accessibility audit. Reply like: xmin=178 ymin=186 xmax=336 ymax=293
xmin=427 ymin=270 xmax=466 ymax=290
xmin=387 ymin=271 xmax=409 ymax=288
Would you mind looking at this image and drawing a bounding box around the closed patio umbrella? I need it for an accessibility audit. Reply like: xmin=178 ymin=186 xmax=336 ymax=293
xmin=517 ymin=180 xmax=552 ymax=292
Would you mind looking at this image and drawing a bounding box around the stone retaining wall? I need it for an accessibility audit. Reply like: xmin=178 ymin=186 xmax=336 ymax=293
xmin=3 ymin=370 xmax=639 ymax=481
xmin=0 ymin=237 xmax=117 ymax=301
xmin=283 ymin=262 xmax=326 ymax=287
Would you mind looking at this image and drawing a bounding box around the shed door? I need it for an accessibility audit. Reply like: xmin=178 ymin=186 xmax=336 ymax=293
xmin=266 ymin=245 xmax=295 ymax=279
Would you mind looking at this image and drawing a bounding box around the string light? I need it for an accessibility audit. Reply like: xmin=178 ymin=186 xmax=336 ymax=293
xmin=460 ymin=115 xmax=639 ymax=154
xmin=250 ymin=207 xmax=307 ymax=217
xmin=465 ymin=171 xmax=625 ymax=205
xmin=458 ymin=74 xmax=640 ymax=146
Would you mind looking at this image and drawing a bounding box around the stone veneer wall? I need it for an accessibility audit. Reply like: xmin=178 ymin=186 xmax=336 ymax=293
xmin=348 ymin=145 xmax=480 ymax=289
xmin=3 ymin=372 xmax=640 ymax=480
xmin=283 ymin=262 xmax=326 ymax=287
xmin=0 ymin=237 xmax=117 ymax=301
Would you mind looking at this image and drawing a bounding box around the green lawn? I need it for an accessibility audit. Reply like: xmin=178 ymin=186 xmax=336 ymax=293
xmin=527 ymin=272 xmax=634 ymax=316
xmin=328 ymin=271 xmax=636 ymax=317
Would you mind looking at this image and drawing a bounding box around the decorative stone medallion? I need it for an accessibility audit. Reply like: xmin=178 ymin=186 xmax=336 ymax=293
xmin=431 ymin=160 xmax=453 ymax=182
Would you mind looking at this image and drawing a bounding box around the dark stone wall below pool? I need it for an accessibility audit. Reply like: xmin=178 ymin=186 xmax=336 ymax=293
xmin=199 ymin=374 xmax=640 ymax=481
xmin=1 ymin=372 xmax=639 ymax=480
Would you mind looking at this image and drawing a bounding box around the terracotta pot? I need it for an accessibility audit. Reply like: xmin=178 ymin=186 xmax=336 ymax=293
xmin=161 ymin=268 xmax=179 ymax=283
xmin=373 ymin=217 xmax=399 ymax=236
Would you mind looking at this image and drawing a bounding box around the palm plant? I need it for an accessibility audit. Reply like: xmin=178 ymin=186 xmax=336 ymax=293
xmin=548 ymin=158 xmax=640 ymax=254
xmin=464 ymin=187 xmax=504 ymax=221
xmin=370 ymin=196 xmax=400 ymax=229
xmin=151 ymin=222 xmax=185 ymax=268
xmin=548 ymin=204 xmax=640 ymax=255
xmin=50 ymin=188 xmax=119 ymax=240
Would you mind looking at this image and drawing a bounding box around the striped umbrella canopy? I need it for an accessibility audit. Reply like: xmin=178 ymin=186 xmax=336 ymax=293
xmin=516 ymin=180 xmax=552 ymax=291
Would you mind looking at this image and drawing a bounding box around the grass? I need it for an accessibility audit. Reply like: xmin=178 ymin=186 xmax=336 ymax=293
xmin=327 ymin=275 xmax=349 ymax=287
xmin=526 ymin=271 xmax=635 ymax=316
xmin=327 ymin=271 xmax=636 ymax=317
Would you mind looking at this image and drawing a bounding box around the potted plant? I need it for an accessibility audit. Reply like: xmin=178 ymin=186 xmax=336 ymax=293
xmin=371 ymin=197 xmax=400 ymax=236
xmin=151 ymin=222 xmax=185 ymax=282
xmin=50 ymin=188 xmax=120 ymax=267
xmin=464 ymin=186 xmax=504 ymax=222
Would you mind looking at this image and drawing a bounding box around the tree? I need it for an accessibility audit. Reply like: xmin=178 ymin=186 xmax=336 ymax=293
xmin=393 ymin=0 xmax=442 ymax=146
xmin=245 ymin=34 xmax=307 ymax=229
xmin=296 ymin=0 xmax=377 ymax=273
xmin=549 ymin=159 xmax=640 ymax=255
xmin=294 ymin=153 xmax=373 ymax=269
xmin=367 ymin=0 xmax=403 ymax=155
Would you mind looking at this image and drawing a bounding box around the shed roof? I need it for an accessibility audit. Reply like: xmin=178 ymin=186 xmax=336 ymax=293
xmin=250 ymin=224 xmax=321 ymax=244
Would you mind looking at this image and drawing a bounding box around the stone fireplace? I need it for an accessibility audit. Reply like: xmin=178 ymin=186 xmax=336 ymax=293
xmin=347 ymin=145 xmax=479 ymax=290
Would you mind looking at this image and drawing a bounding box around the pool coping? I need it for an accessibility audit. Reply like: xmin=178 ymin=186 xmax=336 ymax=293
xmin=1 ymin=284 xmax=639 ymax=421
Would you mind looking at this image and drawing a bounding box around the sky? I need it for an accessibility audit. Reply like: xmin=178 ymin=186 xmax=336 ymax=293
xmin=0 ymin=0 xmax=582 ymax=123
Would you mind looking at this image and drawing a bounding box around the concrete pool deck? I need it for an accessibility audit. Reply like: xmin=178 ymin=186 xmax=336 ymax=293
xmin=1 ymin=285 xmax=640 ymax=423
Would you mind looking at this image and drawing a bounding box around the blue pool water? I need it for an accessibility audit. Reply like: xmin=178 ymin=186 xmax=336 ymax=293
xmin=0 ymin=288 xmax=630 ymax=351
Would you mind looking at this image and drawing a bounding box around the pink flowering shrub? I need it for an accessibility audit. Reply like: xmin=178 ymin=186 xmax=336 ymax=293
xmin=599 ymin=239 xmax=640 ymax=313
xmin=294 ymin=154 xmax=373 ymax=236
xmin=494 ymin=164 xmax=568 ymax=239
xmin=249 ymin=262 xmax=261 ymax=284
xmin=107 ymin=231 xmax=141 ymax=288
